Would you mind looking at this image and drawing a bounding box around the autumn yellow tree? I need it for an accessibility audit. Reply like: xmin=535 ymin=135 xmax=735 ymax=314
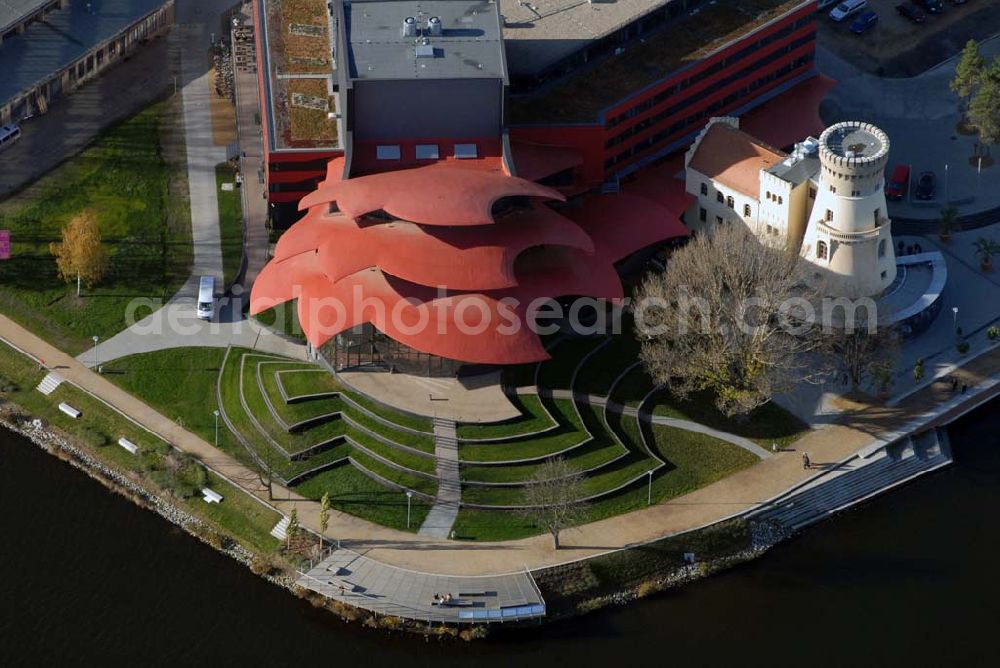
xmin=49 ymin=211 xmax=107 ymax=296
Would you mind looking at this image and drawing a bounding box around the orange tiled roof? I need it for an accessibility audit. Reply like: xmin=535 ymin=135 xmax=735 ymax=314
xmin=688 ymin=122 xmax=786 ymax=198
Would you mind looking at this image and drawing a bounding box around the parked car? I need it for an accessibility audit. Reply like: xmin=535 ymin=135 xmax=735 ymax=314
xmin=830 ymin=0 xmax=867 ymax=21
xmin=851 ymin=10 xmax=879 ymax=33
xmin=885 ymin=164 xmax=911 ymax=200
xmin=913 ymin=0 xmax=944 ymax=14
xmin=896 ymin=3 xmax=927 ymax=22
xmin=915 ymin=171 xmax=936 ymax=200
xmin=818 ymin=0 xmax=840 ymax=8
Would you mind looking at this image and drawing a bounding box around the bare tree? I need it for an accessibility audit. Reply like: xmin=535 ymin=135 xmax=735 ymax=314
xmin=822 ymin=313 xmax=899 ymax=394
xmin=518 ymin=457 xmax=587 ymax=549
xmin=318 ymin=493 xmax=331 ymax=553
xmin=634 ymin=223 xmax=825 ymax=417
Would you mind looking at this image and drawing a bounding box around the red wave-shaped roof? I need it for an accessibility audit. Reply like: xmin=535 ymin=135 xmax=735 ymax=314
xmin=271 ymin=204 xmax=595 ymax=291
xmin=298 ymin=163 xmax=565 ymax=226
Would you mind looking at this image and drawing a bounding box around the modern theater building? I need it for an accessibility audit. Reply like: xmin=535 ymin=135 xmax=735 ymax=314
xmin=250 ymin=0 xmax=832 ymax=374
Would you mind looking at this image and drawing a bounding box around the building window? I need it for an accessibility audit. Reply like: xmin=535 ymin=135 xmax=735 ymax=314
xmin=766 ymin=224 xmax=775 ymax=235
xmin=881 ymin=270 xmax=888 ymax=280
xmin=454 ymin=143 xmax=478 ymax=159
xmin=825 ymin=209 xmax=833 ymax=222
xmin=376 ymin=145 xmax=401 ymax=160
xmin=851 ymin=190 xmax=860 ymax=197
xmin=699 ymin=207 xmax=707 ymax=222
xmin=715 ymin=216 xmax=723 ymax=225
xmin=415 ymin=144 xmax=439 ymax=160
xmin=777 ymin=196 xmax=783 ymax=205
xmin=817 ymin=241 xmax=828 ymax=260
xmin=743 ymin=204 xmax=751 ymax=217
xmin=716 ymin=191 xmax=724 ymax=204
xmin=808 ymin=187 xmax=816 ymax=198
xmin=766 ymin=191 xmax=771 ymax=200
xmin=726 ymin=196 xmax=734 ymax=209
xmin=700 ymin=183 xmax=708 ymax=196
xmin=878 ymin=239 xmax=887 ymax=258
xmin=829 ymin=185 xmax=836 ymax=193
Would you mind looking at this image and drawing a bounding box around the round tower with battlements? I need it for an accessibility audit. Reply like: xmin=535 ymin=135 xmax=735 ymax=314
xmin=802 ymin=121 xmax=896 ymax=297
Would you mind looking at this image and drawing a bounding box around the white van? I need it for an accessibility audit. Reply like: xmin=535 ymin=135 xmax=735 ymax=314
xmin=0 ymin=124 xmax=21 ymax=153
xmin=829 ymin=0 xmax=866 ymax=21
xmin=197 ymin=276 xmax=215 ymax=320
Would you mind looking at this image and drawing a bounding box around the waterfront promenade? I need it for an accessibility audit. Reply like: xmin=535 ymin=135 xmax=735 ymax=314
xmin=3 ymin=310 xmax=999 ymax=576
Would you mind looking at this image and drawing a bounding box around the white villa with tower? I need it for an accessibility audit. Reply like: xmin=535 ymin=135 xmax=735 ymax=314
xmin=684 ymin=118 xmax=898 ymax=299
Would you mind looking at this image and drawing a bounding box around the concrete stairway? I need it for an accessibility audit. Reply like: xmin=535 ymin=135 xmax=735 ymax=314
xmin=270 ymin=515 xmax=289 ymax=541
xmin=419 ymin=418 xmax=461 ymax=538
xmin=752 ymin=428 xmax=952 ymax=531
xmin=36 ymin=372 xmax=64 ymax=396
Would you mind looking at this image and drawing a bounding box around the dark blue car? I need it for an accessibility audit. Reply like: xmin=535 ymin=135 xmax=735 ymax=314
xmin=850 ymin=10 xmax=879 ymax=34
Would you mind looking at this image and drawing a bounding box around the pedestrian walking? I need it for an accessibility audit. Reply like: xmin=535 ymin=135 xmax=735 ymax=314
xmin=802 ymin=452 xmax=811 ymax=470
xmin=952 ymin=377 xmax=959 ymax=392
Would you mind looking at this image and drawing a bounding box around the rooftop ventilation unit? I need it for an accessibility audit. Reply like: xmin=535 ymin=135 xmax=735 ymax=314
xmin=415 ymin=44 xmax=434 ymax=58
xmin=403 ymin=16 xmax=417 ymax=37
xmin=428 ymin=16 xmax=442 ymax=36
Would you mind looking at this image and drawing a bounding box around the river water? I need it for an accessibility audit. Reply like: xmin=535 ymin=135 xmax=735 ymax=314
xmin=2 ymin=405 xmax=998 ymax=666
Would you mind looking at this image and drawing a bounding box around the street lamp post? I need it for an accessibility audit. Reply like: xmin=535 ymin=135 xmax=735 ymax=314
xmin=647 ymin=470 xmax=654 ymax=506
xmin=405 ymin=490 xmax=413 ymax=528
xmin=92 ymin=336 xmax=99 ymax=371
xmin=213 ymin=410 xmax=220 ymax=447
xmin=944 ymin=163 xmax=950 ymax=204
xmin=953 ymin=306 xmax=960 ymax=334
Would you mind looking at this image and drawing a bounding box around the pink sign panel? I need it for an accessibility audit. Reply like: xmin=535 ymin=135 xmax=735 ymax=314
xmin=0 ymin=230 xmax=10 ymax=260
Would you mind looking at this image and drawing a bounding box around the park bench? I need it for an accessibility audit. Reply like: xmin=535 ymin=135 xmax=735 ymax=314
xmin=58 ymin=403 xmax=81 ymax=419
xmin=201 ymin=488 xmax=224 ymax=504
xmin=117 ymin=437 xmax=139 ymax=455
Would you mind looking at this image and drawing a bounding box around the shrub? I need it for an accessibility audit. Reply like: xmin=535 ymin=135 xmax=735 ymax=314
xmin=81 ymin=428 xmax=110 ymax=447
xmin=913 ymin=359 xmax=925 ymax=382
xmin=0 ymin=374 xmax=19 ymax=393
xmin=988 ymin=326 xmax=999 ymax=341
xmin=957 ymin=341 xmax=970 ymax=354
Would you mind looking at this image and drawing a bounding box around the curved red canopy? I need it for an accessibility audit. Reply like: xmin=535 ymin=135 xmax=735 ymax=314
xmin=298 ymin=163 xmax=564 ymax=226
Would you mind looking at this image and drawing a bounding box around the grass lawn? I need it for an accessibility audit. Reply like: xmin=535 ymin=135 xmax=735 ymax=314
xmin=0 ymin=341 xmax=281 ymax=554
xmin=610 ymin=364 xmax=656 ymax=407
xmin=215 ymin=163 xmax=244 ymax=287
xmin=295 ymin=464 xmax=431 ymax=532
xmin=0 ymin=102 xmax=191 ymax=354
xmin=648 ymin=387 xmax=809 ymax=449
xmin=457 ymin=393 xmax=557 ymax=441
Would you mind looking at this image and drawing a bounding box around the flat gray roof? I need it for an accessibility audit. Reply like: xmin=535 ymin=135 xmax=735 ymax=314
xmin=0 ymin=0 xmax=50 ymax=33
xmin=0 ymin=0 xmax=168 ymax=104
xmin=345 ymin=0 xmax=506 ymax=81
xmin=499 ymin=0 xmax=672 ymax=75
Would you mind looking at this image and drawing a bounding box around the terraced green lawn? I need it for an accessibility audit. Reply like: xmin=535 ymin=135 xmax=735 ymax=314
xmin=457 ymin=393 xmax=556 ymax=441
xmin=258 ymin=361 xmax=344 ymax=428
xmin=458 ymin=398 xmax=588 ymax=463
xmin=295 ymin=464 xmax=432 ymax=532
xmin=238 ymin=354 xmax=346 ymax=455
xmin=276 ymin=368 xmax=339 ymax=399
xmin=460 ymin=433 xmax=625 ymax=483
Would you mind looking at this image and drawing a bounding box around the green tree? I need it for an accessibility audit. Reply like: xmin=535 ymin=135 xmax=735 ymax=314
xmin=951 ymin=40 xmax=985 ymax=105
xmin=969 ymin=60 xmax=1000 ymax=144
xmin=49 ymin=210 xmax=108 ymax=296
xmin=938 ymin=206 xmax=959 ymax=240
xmin=318 ymin=493 xmax=331 ymax=553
